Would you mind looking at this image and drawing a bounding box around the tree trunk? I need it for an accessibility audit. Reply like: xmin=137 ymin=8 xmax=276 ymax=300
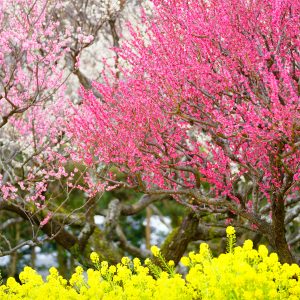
xmin=57 ymin=244 xmax=68 ymax=278
xmin=271 ymin=196 xmax=295 ymax=264
xmin=160 ymin=212 xmax=199 ymax=265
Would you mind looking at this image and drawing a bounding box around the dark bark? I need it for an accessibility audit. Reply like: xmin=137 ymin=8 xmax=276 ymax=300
xmin=160 ymin=212 xmax=199 ymax=265
xmin=57 ymin=244 xmax=68 ymax=278
xmin=271 ymin=195 xmax=295 ymax=264
xmin=160 ymin=212 xmax=229 ymax=267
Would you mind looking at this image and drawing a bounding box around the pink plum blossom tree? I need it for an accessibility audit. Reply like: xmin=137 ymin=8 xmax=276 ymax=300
xmin=71 ymin=0 xmax=300 ymax=263
xmin=0 ymin=0 xmax=131 ymax=266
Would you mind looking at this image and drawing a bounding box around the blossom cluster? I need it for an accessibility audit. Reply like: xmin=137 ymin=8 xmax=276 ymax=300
xmin=71 ymin=0 xmax=300 ymax=199
xmin=0 ymin=228 xmax=299 ymax=299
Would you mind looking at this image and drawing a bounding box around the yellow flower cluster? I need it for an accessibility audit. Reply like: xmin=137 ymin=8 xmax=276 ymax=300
xmin=226 ymin=226 xmax=235 ymax=235
xmin=0 ymin=228 xmax=299 ymax=299
xmin=90 ymin=252 xmax=100 ymax=264
xmin=181 ymin=242 xmax=300 ymax=300
xmin=150 ymin=245 xmax=160 ymax=257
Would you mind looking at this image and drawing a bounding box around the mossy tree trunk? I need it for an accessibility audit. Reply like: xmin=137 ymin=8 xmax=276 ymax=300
xmin=160 ymin=212 xmax=199 ymax=265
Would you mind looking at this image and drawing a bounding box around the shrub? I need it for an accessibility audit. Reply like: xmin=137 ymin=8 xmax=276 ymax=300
xmin=0 ymin=228 xmax=299 ymax=299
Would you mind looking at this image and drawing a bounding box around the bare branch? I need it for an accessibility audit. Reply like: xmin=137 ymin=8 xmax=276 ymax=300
xmin=121 ymin=194 xmax=166 ymax=216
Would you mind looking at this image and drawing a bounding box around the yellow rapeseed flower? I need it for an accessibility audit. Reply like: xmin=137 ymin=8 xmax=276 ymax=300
xmin=180 ymin=256 xmax=190 ymax=266
xmin=151 ymin=245 xmax=160 ymax=257
xmin=258 ymin=245 xmax=268 ymax=258
xmin=90 ymin=252 xmax=99 ymax=264
xmin=75 ymin=266 xmax=83 ymax=274
xmin=133 ymin=258 xmax=141 ymax=269
xmin=121 ymin=256 xmax=131 ymax=265
xmin=1 ymin=233 xmax=300 ymax=300
xmin=243 ymin=239 xmax=253 ymax=250
xmin=226 ymin=226 xmax=235 ymax=235
xmin=109 ymin=265 xmax=116 ymax=274
xmin=168 ymin=260 xmax=175 ymax=267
